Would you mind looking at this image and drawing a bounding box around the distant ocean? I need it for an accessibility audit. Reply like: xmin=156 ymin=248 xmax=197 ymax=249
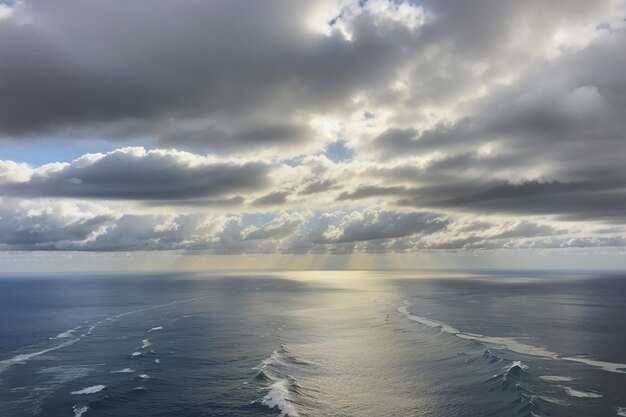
xmin=1 ymin=271 xmax=625 ymax=417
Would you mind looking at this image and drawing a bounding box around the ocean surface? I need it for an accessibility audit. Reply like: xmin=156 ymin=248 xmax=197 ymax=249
xmin=1 ymin=270 xmax=625 ymax=417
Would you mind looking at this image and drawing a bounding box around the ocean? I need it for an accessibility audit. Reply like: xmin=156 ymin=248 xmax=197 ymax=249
xmin=0 ymin=270 xmax=625 ymax=417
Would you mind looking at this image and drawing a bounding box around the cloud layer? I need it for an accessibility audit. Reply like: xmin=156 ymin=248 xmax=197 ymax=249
xmin=1 ymin=0 xmax=625 ymax=256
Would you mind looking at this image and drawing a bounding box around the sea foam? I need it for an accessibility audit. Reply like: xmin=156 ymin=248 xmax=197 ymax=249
xmin=559 ymin=386 xmax=602 ymax=398
xmin=70 ymin=385 xmax=106 ymax=395
xmin=112 ymin=368 xmax=135 ymax=373
xmin=73 ymin=405 xmax=89 ymax=417
xmin=539 ymin=375 xmax=574 ymax=382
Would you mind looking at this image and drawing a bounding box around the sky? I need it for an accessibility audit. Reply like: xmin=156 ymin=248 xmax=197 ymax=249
xmin=1 ymin=0 xmax=626 ymax=271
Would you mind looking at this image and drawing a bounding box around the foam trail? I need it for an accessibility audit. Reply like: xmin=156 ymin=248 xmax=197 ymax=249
xmin=397 ymin=302 xmax=459 ymax=334
xmin=562 ymin=356 xmax=626 ymax=374
xmin=262 ymin=379 xmax=299 ymax=417
xmin=71 ymin=385 xmax=106 ymax=395
xmin=0 ymin=338 xmax=79 ymax=375
xmin=456 ymin=332 xmax=559 ymax=358
xmin=54 ymin=326 xmax=81 ymax=339
xmin=73 ymin=405 xmax=89 ymax=417
xmin=0 ymin=297 xmax=201 ymax=376
xmin=398 ymin=301 xmax=626 ymax=374
xmin=559 ymin=386 xmax=602 ymax=398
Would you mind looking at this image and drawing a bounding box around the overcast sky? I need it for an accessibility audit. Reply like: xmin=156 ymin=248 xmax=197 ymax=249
xmin=1 ymin=0 xmax=626 ymax=271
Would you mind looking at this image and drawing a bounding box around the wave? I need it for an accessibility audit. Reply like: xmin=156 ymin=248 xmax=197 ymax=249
xmin=505 ymin=360 xmax=529 ymax=374
xmin=262 ymin=379 xmax=299 ymax=417
xmin=253 ymin=345 xmax=302 ymax=417
xmin=73 ymin=405 xmax=89 ymax=417
xmin=398 ymin=300 xmax=626 ymax=374
xmin=71 ymin=385 xmax=106 ymax=395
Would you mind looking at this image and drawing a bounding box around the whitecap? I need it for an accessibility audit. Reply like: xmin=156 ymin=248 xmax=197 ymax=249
xmin=140 ymin=339 xmax=151 ymax=349
xmin=73 ymin=405 xmax=89 ymax=417
xmin=154 ymin=359 xmax=160 ymax=364
xmin=616 ymin=407 xmax=626 ymax=416
xmin=148 ymin=326 xmax=163 ymax=332
xmin=559 ymin=386 xmax=602 ymax=398
xmin=262 ymin=379 xmax=299 ymax=417
xmin=70 ymin=385 xmax=106 ymax=395
xmin=131 ymin=352 xmax=142 ymax=357
xmin=138 ymin=374 xmax=150 ymax=379
xmin=505 ymin=360 xmax=528 ymax=373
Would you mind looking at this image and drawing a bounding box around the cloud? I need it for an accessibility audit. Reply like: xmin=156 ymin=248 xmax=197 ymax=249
xmin=0 ymin=147 xmax=272 ymax=200
xmin=0 ymin=0 xmax=426 ymax=154
xmin=1 ymin=0 xmax=626 ymax=258
xmin=242 ymin=211 xmax=310 ymax=241
xmin=312 ymin=209 xmax=448 ymax=244
xmin=0 ymin=199 xmax=115 ymax=250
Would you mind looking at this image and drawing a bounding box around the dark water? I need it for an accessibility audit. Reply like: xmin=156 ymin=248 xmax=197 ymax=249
xmin=1 ymin=271 xmax=625 ymax=417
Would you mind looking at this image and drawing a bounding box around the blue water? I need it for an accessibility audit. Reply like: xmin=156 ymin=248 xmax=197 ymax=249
xmin=1 ymin=271 xmax=625 ymax=417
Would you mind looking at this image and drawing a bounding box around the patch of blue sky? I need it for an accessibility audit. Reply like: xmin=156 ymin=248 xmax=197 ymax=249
xmin=0 ymin=137 xmax=150 ymax=166
xmin=323 ymin=140 xmax=353 ymax=162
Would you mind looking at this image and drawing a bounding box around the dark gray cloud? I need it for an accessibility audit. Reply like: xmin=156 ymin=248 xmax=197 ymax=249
xmin=0 ymin=148 xmax=271 ymax=200
xmin=157 ymin=123 xmax=317 ymax=153
xmin=252 ymin=191 xmax=290 ymax=206
xmin=338 ymin=185 xmax=410 ymax=201
xmin=0 ymin=0 xmax=419 ymax=149
xmin=300 ymin=179 xmax=338 ymax=195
